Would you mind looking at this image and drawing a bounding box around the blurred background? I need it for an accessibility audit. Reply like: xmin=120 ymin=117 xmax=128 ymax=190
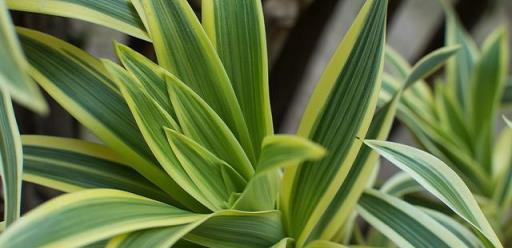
xmin=5 ymin=0 xmax=512 ymax=213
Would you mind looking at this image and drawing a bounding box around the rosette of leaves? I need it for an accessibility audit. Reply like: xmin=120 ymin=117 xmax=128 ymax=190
xmin=0 ymin=0 xmax=503 ymax=247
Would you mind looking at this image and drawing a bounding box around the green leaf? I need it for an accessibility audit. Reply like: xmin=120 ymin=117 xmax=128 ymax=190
xmin=114 ymin=42 xmax=174 ymax=118
xmin=358 ymin=189 xmax=469 ymax=248
xmin=305 ymin=240 xmax=348 ymax=248
xmin=380 ymin=172 xmax=422 ymax=197
xmin=280 ymin=0 xmax=387 ymax=245
xmin=102 ymin=60 xmax=206 ymax=212
xmin=233 ymin=135 xmax=326 ymax=211
xmin=166 ymin=73 xmax=254 ymax=180
xmin=271 ymin=238 xmax=294 ymax=248
xmin=422 ymin=208 xmax=484 ymax=248
xmin=21 ymin=135 xmax=170 ymax=204
xmin=468 ymin=28 xmax=508 ymax=171
xmin=504 ymin=116 xmax=511 ymax=128
xmin=0 ymin=0 xmax=47 ymax=113
xmin=0 ymin=189 xmax=204 ymax=248
xmin=0 ymin=90 xmax=22 ymax=226
xmin=202 ymin=0 xmax=273 ymax=157
xmin=307 ymin=93 xmax=401 ymax=241
xmin=492 ymin=127 xmax=512 ymax=215
xmin=185 ymin=210 xmax=284 ymax=248
xmin=365 ymin=140 xmax=502 ymax=248
xmin=16 ymin=28 xmax=189 ymax=209
xmin=142 ymin=0 xmax=255 ymax=162
xmin=6 ymin=0 xmax=148 ymax=40
xmin=166 ymin=129 xmax=246 ymax=210
xmin=440 ymin=0 xmax=479 ymax=109
xmin=404 ymin=45 xmax=460 ymax=88
xmin=106 ymin=224 xmax=198 ymax=248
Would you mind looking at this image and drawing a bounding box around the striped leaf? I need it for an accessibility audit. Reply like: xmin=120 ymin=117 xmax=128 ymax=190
xmin=305 ymin=240 xmax=348 ymax=248
xmin=366 ymin=140 xmax=502 ymax=248
xmin=166 ymin=129 xmax=246 ymax=210
xmin=307 ymin=93 xmax=400 ymax=241
xmin=109 ymin=210 xmax=283 ymax=248
xmin=0 ymin=0 xmax=46 ymax=113
xmin=381 ymin=172 xmax=422 ymax=197
xmin=422 ymin=208 xmax=484 ymax=248
xmin=468 ymin=28 xmax=508 ymax=171
xmin=106 ymin=224 xmax=198 ymax=248
xmin=185 ymin=210 xmax=284 ymax=248
xmin=6 ymin=0 xmax=148 ymax=40
xmin=233 ymin=135 xmax=326 ymax=211
xmin=102 ymin=60 xmax=206 ymax=212
xmin=21 ymin=135 xmax=170 ymax=204
xmin=440 ymin=0 xmax=479 ymax=109
xmin=166 ymin=73 xmax=254 ymax=180
xmin=280 ymin=0 xmax=387 ymax=245
xmin=492 ymin=127 xmax=512 ymax=215
xmin=404 ymin=46 xmax=460 ymax=88
xmin=358 ymin=189 xmax=470 ymax=248
xmin=202 ymin=0 xmax=273 ymax=157
xmin=142 ymin=0 xmax=255 ymax=162
xmin=0 ymin=189 xmax=204 ymax=248
xmin=16 ymin=28 xmax=185 ymax=207
xmin=114 ymin=43 xmax=174 ymax=118
xmin=0 ymin=90 xmax=22 ymax=226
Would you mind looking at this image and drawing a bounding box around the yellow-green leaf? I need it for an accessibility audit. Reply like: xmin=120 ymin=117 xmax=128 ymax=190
xmin=404 ymin=45 xmax=460 ymax=88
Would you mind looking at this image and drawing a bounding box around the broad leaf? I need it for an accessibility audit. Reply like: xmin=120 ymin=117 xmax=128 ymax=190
xmin=366 ymin=140 xmax=502 ymax=248
xmin=280 ymin=0 xmax=387 ymax=245
xmin=21 ymin=135 xmax=169 ymax=204
xmin=0 ymin=189 xmax=204 ymax=248
xmin=0 ymin=0 xmax=46 ymax=113
xmin=6 ymin=0 xmax=148 ymax=40
xmin=202 ymin=0 xmax=273 ymax=157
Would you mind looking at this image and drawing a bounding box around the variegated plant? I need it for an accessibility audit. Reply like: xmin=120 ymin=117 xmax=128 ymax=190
xmin=0 ymin=0 xmax=504 ymax=247
xmin=375 ymin=0 xmax=512 ymax=247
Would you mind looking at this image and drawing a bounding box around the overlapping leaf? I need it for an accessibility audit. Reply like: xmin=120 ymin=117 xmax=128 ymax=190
xmin=280 ymin=0 xmax=387 ymax=245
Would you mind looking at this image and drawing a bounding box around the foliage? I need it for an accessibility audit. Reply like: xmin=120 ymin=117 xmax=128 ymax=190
xmin=0 ymin=0 xmax=504 ymax=247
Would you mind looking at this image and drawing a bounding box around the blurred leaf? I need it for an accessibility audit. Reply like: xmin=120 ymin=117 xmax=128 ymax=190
xmin=404 ymin=45 xmax=460 ymax=88
xmin=0 ymin=0 xmax=47 ymax=113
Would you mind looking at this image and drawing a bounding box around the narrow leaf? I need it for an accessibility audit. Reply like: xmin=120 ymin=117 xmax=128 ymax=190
xmin=6 ymin=0 xmax=148 ymax=40
xmin=0 ymin=189 xmax=204 ymax=248
xmin=106 ymin=224 xmax=198 ymax=248
xmin=281 ymin=0 xmax=387 ymax=245
xmin=142 ymin=0 xmax=255 ymax=161
xmin=358 ymin=189 xmax=469 ymax=248
xmin=492 ymin=127 xmax=512 ymax=215
xmin=404 ymin=45 xmax=460 ymax=88
xmin=166 ymin=73 xmax=254 ymax=180
xmin=0 ymin=90 xmax=21 ymax=226
xmin=202 ymin=0 xmax=273 ymax=157
xmin=21 ymin=135 xmax=170 ymax=204
xmin=366 ymin=140 xmax=502 ymax=248
xmin=0 ymin=0 xmax=46 ymax=113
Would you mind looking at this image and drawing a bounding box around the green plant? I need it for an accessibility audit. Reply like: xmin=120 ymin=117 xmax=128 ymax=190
xmin=0 ymin=0 xmax=503 ymax=247
xmin=376 ymin=1 xmax=512 ymax=246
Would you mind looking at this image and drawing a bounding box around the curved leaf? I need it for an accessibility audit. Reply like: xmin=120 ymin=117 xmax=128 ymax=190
xmin=404 ymin=45 xmax=460 ymax=88
xmin=380 ymin=172 xmax=422 ymax=197
xmin=366 ymin=140 xmax=502 ymax=248
xmin=142 ymin=0 xmax=254 ymax=161
xmin=106 ymin=224 xmax=197 ymax=248
xmin=0 ymin=0 xmax=46 ymax=113
xmin=21 ymin=135 xmax=170 ymax=203
xmin=6 ymin=0 xmax=148 ymax=40
xmin=358 ymin=189 xmax=469 ymax=248
xmin=0 ymin=189 xmax=204 ymax=248
xmin=281 ymin=0 xmax=387 ymax=245
xmin=202 ymin=0 xmax=273 ymax=157
xmin=0 ymin=90 xmax=21 ymax=226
